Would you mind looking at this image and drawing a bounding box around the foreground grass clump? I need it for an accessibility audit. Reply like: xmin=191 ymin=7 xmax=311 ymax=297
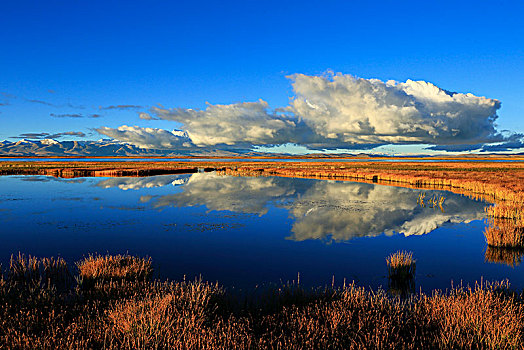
xmin=1 ymin=253 xmax=523 ymax=349
xmin=386 ymin=250 xmax=416 ymax=280
xmin=386 ymin=251 xmax=416 ymax=296
xmin=484 ymin=218 xmax=524 ymax=248
xmin=420 ymin=281 xmax=523 ymax=349
xmin=77 ymin=253 xmax=153 ymax=287
xmin=8 ymin=252 xmax=72 ymax=290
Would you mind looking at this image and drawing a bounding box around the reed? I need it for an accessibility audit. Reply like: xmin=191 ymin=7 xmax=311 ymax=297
xmin=485 ymin=202 xmax=524 ymax=222
xmin=76 ymin=253 xmax=153 ymax=288
xmin=1 ymin=253 xmax=523 ymax=349
xmin=7 ymin=253 xmax=71 ymax=289
xmin=420 ymin=281 xmax=523 ymax=349
xmin=484 ymin=218 xmax=524 ymax=248
xmin=106 ymin=279 xmax=250 ymax=349
xmin=386 ymin=250 xmax=416 ymax=280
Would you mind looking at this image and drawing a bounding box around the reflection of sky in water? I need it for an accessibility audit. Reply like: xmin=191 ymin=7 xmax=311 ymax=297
xmin=1 ymin=173 xmax=523 ymax=292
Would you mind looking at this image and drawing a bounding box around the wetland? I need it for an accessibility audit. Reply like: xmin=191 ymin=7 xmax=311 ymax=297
xmin=1 ymin=159 xmax=524 ymax=348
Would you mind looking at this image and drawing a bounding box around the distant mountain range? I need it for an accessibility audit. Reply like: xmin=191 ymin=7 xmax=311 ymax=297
xmin=0 ymin=139 xmax=252 ymax=157
xmin=1 ymin=139 xmax=521 ymax=158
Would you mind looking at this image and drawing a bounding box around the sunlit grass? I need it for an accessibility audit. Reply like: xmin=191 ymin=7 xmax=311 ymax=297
xmin=484 ymin=218 xmax=524 ymax=248
xmin=1 ymin=253 xmax=523 ymax=348
xmin=386 ymin=250 xmax=416 ymax=279
xmin=77 ymin=253 xmax=153 ymax=287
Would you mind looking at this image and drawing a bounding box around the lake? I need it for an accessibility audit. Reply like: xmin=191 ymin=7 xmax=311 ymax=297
xmin=1 ymin=172 xmax=523 ymax=293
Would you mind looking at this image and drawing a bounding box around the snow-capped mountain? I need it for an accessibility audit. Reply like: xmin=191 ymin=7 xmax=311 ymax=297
xmin=0 ymin=139 xmax=259 ymax=157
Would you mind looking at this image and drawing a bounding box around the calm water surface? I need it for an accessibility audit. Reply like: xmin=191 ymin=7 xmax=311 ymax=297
xmin=1 ymin=173 xmax=523 ymax=292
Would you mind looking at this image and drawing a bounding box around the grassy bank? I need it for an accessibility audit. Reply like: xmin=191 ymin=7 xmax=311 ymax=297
xmin=1 ymin=253 xmax=523 ymax=349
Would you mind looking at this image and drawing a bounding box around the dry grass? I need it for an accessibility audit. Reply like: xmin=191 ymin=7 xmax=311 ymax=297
xmin=485 ymin=202 xmax=524 ymax=222
xmin=420 ymin=281 xmax=523 ymax=349
xmin=484 ymin=218 xmax=524 ymax=248
xmin=8 ymin=253 xmax=72 ymax=290
xmin=105 ymin=279 xmax=251 ymax=349
xmin=386 ymin=250 xmax=416 ymax=280
xmin=77 ymin=253 xmax=153 ymax=287
xmin=2 ymin=253 xmax=522 ymax=349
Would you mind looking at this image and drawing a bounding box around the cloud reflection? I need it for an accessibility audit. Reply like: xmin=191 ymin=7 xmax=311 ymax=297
xmin=96 ymin=175 xmax=190 ymax=190
xmin=116 ymin=173 xmax=485 ymax=241
xmin=286 ymin=181 xmax=485 ymax=241
xmin=151 ymin=173 xmax=298 ymax=215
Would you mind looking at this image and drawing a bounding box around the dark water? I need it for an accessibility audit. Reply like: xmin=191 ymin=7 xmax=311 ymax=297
xmin=1 ymin=173 xmax=522 ymax=292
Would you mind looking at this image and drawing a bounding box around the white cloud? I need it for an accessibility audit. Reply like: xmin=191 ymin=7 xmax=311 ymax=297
xmin=289 ymin=73 xmax=503 ymax=146
xmin=95 ymin=125 xmax=191 ymax=149
xmin=150 ymin=100 xmax=300 ymax=147
xmin=96 ymin=73 xmax=513 ymax=152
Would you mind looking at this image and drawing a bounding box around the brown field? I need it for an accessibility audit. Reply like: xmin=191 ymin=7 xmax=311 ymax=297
xmin=1 ymin=253 xmax=523 ymax=349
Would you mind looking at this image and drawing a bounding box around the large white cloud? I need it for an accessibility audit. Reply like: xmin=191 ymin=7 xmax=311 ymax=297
xmin=290 ymin=73 xmax=503 ymax=146
xmin=150 ymin=100 xmax=301 ymax=147
xmin=96 ymin=73 xmax=516 ymax=151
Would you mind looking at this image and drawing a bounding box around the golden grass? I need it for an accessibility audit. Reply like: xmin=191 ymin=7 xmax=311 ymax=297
xmin=420 ymin=281 xmax=523 ymax=349
xmin=485 ymin=202 xmax=524 ymax=223
xmin=1 ymin=253 xmax=523 ymax=349
xmin=77 ymin=253 xmax=153 ymax=287
xmin=386 ymin=250 xmax=416 ymax=279
xmin=484 ymin=218 xmax=524 ymax=248
xmin=8 ymin=253 xmax=72 ymax=289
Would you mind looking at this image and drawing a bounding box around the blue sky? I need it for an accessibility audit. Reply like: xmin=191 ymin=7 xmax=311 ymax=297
xmin=1 ymin=0 xmax=523 ymax=154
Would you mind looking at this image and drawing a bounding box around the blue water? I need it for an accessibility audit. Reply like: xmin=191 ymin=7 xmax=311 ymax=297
xmin=1 ymin=173 xmax=522 ymax=292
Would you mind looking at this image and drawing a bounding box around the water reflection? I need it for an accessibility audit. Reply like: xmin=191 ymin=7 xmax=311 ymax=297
xmin=109 ymin=173 xmax=487 ymax=241
xmin=286 ymin=181 xmax=485 ymax=241
xmin=485 ymin=246 xmax=524 ymax=267
xmin=96 ymin=175 xmax=190 ymax=190
xmin=2 ymin=173 xmax=522 ymax=292
xmin=150 ymin=173 xmax=298 ymax=215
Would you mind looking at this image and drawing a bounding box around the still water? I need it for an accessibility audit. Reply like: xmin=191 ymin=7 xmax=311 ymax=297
xmin=1 ymin=173 xmax=523 ymax=292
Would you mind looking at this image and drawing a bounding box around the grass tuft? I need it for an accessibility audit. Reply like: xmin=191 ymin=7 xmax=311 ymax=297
xmin=76 ymin=253 xmax=152 ymax=288
xmin=484 ymin=218 xmax=524 ymax=248
xmin=386 ymin=250 xmax=416 ymax=280
xmin=8 ymin=252 xmax=72 ymax=289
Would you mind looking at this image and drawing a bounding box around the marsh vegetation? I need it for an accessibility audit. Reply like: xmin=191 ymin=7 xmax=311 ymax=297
xmin=1 ymin=253 xmax=523 ymax=349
